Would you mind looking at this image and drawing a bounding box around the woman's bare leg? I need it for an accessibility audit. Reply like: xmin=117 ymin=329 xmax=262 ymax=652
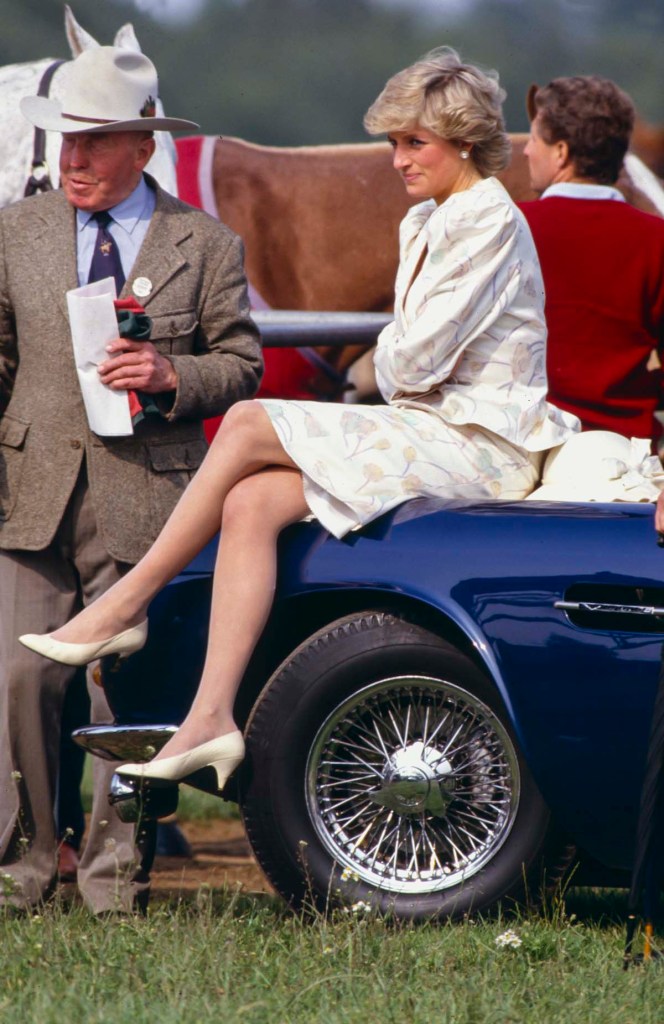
xmin=50 ymin=402 xmax=297 ymax=644
xmin=153 ymin=465 xmax=308 ymax=760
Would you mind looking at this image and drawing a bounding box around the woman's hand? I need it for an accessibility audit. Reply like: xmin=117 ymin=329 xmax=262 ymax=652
xmin=655 ymin=490 xmax=664 ymax=536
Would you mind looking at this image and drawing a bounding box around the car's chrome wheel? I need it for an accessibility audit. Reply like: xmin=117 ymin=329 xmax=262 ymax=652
xmin=306 ymin=675 xmax=520 ymax=894
xmin=241 ymin=612 xmax=573 ymax=920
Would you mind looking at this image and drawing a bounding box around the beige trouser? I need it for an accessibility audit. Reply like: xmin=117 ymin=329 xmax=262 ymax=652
xmin=0 ymin=467 xmax=149 ymax=913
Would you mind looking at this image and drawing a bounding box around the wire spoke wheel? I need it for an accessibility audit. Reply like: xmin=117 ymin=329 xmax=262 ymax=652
xmin=242 ymin=613 xmax=572 ymax=919
xmin=306 ymin=674 xmax=520 ymax=894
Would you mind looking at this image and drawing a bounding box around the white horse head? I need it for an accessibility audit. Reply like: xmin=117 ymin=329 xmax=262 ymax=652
xmin=0 ymin=4 xmax=179 ymax=208
xmin=624 ymin=153 xmax=664 ymax=217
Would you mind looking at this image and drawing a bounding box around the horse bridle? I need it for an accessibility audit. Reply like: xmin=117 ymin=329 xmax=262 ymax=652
xmin=24 ymin=59 xmax=65 ymax=197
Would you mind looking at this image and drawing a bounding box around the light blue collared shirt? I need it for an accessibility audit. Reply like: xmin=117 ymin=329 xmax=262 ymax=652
xmin=540 ymin=181 xmax=626 ymax=203
xmin=76 ymin=176 xmax=156 ymax=288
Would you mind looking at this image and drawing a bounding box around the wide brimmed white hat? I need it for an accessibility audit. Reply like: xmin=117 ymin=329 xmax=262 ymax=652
xmin=20 ymin=46 xmax=199 ymax=134
xmin=525 ymin=430 xmax=664 ymax=503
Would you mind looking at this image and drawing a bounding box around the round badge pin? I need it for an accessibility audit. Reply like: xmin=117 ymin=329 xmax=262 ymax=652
xmin=132 ymin=276 xmax=153 ymax=298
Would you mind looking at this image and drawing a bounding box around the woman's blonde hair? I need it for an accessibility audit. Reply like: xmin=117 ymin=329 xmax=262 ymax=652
xmin=364 ymin=46 xmax=510 ymax=178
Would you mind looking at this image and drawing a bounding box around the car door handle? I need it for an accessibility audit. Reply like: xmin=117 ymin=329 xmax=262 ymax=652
xmin=555 ymin=600 xmax=664 ymax=618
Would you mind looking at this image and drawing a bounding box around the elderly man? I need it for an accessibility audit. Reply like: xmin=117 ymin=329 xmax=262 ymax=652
xmin=0 ymin=46 xmax=262 ymax=912
xmin=520 ymin=76 xmax=664 ymax=446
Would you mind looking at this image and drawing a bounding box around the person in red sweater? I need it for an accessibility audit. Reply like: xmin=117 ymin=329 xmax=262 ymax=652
xmin=520 ymin=76 xmax=664 ymax=445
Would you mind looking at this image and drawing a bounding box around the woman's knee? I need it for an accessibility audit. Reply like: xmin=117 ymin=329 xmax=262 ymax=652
xmin=214 ymin=401 xmax=268 ymax=447
xmin=212 ymin=401 xmax=294 ymax=471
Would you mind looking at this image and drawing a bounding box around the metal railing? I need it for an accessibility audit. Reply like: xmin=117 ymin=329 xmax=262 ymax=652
xmin=251 ymin=310 xmax=392 ymax=348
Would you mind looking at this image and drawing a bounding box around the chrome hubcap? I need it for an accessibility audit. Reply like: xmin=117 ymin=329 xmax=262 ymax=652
xmin=306 ymin=675 xmax=520 ymax=894
xmin=369 ymin=740 xmax=454 ymax=816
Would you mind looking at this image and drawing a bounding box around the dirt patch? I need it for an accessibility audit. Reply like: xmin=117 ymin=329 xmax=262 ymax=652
xmin=150 ymin=817 xmax=274 ymax=896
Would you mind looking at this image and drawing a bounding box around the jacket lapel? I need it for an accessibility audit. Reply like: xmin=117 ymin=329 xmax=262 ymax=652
xmin=125 ymin=183 xmax=193 ymax=307
xmin=396 ymin=226 xmax=428 ymax=325
xmin=31 ymin=195 xmax=79 ymax=322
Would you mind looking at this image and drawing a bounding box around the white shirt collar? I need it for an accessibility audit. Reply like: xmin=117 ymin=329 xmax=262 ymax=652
xmin=77 ymin=176 xmax=155 ymax=235
xmin=540 ymin=181 xmax=626 ymax=203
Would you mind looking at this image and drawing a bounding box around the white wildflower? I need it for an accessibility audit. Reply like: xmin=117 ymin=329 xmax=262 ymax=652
xmin=340 ymin=866 xmax=359 ymax=882
xmin=104 ymin=838 xmax=117 ymax=850
xmin=10 ymin=771 xmax=22 ymax=782
xmin=0 ymin=871 xmax=22 ymax=894
xmin=342 ymin=900 xmax=372 ymax=915
xmin=495 ymin=929 xmax=522 ymax=949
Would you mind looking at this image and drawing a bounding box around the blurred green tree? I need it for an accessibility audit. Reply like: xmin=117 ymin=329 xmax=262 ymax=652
xmin=0 ymin=0 xmax=659 ymax=145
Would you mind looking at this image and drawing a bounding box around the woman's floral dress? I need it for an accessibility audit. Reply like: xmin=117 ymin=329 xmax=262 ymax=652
xmin=259 ymin=177 xmax=579 ymax=538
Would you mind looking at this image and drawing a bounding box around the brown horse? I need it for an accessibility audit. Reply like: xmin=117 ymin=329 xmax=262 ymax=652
xmin=205 ymin=133 xmax=663 ymax=314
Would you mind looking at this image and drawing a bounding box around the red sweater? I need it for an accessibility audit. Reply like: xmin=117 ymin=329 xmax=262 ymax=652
xmin=520 ymin=197 xmax=664 ymax=442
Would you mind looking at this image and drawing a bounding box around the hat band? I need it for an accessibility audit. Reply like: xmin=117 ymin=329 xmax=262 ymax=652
xmin=61 ymin=112 xmax=122 ymax=125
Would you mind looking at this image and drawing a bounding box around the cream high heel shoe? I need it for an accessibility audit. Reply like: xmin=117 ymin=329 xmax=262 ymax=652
xmin=116 ymin=730 xmax=245 ymax=791
xmin=18 ymin=620 xmax=148 ymax=666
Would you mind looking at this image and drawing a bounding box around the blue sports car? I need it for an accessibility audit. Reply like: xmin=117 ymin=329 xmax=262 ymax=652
xmin=76 ymin=495 xmax=663 ymax=920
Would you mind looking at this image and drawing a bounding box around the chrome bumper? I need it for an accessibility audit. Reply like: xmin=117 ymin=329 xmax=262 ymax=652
xmin=73 ymin=724 xmax=180 ymax=822
xmin=72 ymin=723 xmax=177 ymax=762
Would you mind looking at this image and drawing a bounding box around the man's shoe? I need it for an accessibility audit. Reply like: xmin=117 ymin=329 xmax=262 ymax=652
xmin=57 ymin=840 xmax=80 ymax=883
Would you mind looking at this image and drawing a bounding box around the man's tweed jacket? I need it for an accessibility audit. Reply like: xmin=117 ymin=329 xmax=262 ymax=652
xmin=0 ymin=178 xmax=263 ymax=564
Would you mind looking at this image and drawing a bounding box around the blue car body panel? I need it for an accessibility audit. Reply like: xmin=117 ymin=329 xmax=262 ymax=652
xmin=107 ymin=497 xmax=664 ymax=873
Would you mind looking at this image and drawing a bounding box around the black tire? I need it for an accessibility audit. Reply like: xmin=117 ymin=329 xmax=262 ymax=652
xmin=240 ymin=612 xmax=574 ymax=921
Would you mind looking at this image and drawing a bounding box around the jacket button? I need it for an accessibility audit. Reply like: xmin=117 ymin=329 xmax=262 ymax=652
xmin=70 ymin=439 xmax=82 ymax=449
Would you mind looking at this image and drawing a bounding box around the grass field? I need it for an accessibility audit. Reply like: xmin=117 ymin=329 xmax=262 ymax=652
xmin=0 ymin=885 xmax=663 ymax=1024
xmin=2 ymin=763 xmax=660 ymax=1023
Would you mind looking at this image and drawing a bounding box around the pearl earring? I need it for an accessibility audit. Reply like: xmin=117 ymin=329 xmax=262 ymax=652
xmin=460 ymin=150 xmax=469 ymax=160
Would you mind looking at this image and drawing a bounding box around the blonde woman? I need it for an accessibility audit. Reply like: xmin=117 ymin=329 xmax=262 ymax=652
xmin=21 ymin=47 xmax=578 ymax=788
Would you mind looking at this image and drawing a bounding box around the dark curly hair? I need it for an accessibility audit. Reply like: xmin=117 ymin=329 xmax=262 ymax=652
xmin=530 ymin=76 xmax=634 ymax=185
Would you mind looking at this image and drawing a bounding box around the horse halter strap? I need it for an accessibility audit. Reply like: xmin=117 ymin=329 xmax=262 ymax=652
xmin=24 ymin=60 xmax=66 ymax=198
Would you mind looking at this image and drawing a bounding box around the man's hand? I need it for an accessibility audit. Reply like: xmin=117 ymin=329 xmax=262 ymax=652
xmin=98 ymin=338 xmax=177 ymax=394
